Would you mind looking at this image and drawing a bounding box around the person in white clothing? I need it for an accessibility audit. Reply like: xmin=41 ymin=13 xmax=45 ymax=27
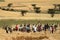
xmin=32 ymin=24 xmax=37 ymax=32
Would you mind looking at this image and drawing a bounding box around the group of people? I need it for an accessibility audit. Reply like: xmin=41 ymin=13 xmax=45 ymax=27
xmin=4 ymin=23 xmax=58 ymax=34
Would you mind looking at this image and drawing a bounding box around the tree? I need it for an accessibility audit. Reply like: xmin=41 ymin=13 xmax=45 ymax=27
xmin=21 ymin=10 xmax=28 ymax=16
xmin=31 ymin=4 xmax=37 ymax=10
xmin=31 ymin=4 xmax=36 ymax=7
xmin=7 ymin=3 xmax=13 ymax=7
xmin=5 ymin=3 xmax=13 ymax=11
xmin=31 ymin=4 xmax=41 ymax=13
xmin=34 ymin=7 xmax=41 ymax=13
xmin=48 ymin=9 xmax=55 ymax=17
xmin=58 ymin=4 xmax=60 ymax=11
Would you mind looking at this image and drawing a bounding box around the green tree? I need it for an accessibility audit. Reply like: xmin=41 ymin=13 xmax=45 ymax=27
xmin=21 ymin=10 xmax=28 ymax=16
xmin=7 ymin=3 xmax=13 ymax=7
xmin=48 ymin=9 xmax=55 ymax=17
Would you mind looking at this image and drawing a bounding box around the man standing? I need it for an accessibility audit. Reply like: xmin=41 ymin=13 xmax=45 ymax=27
xmin=32 ymin=24 xmax=37 ymax=32
xmin=15 ymin=24 xmax=19 ymax=31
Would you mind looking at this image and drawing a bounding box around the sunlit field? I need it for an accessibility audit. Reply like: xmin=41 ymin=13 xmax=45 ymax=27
xmin=0 ymin=0 xmax=60 ymax=40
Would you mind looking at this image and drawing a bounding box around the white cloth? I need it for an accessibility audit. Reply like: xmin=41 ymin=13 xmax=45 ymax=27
xmin=50 ymin=27 xmax=52 ymax=31
xmin=34 ymin=27 xmax=37 ymax=31
xmin=33 ymin=25 xmax=37 ymax=31
xmin=19 ymin=27 xmax=23 ymax=29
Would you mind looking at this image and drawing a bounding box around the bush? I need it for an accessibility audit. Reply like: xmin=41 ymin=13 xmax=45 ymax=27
xmin=5 ymin=8 xmax=9 ymax=11
xmin=0 ymin=7 xmax=1 ymax=9
xmin=21 ymin=10 xmax=28 ymax=16
xmin=34 ymin=7 xmax=41 ymax=13
xmin=31 ymin=4 xmax=36 ymax=7
xmin=48 ymin=9 xmax=55 ymax=14
xmin=10 ymin=9 xmax=14 ymax=11
xmin=48 ymin=9 xmax=55 ymax=17
xmin=1 ymin=8 xmax=6 ymax=10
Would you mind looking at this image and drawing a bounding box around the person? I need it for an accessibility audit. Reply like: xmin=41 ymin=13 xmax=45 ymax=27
xmin=19 ymin=24 xmax=23 ymax=31
xmin=26 ymin=24 xmax=31 ymax=33
xmin=37 ymin=24 xmax=42 ymax=32
xmin=50 ymin=24 xmax=54 ymax=33
xmin=54 ymin=24 xmax=58 ymax=31
xmin=44 ymin=24 xmax=49 ymax=31
xmin=5 ymin=25 xmax=9 ymax=33
xmin=41 ymin=24 xmax=44 ymax=30
xmin=50 ymin=26 xmax=52 ymax=33
xmin=22 ymin=24 xmax=26 ymax=32
xmin=32 ymin=24 xmax=34 ymax=31
xmin=15 ymin=24 xmax=19 ymax=31
xmin=8 ymin=27 xmax=12 ymax=33
xmin=46 ymin=24 xmax=50 ymax=30
xmin=5 ymin=25 xmax=12 ymax=33
xmin=32 ymin=24 xmax=37 ymax=32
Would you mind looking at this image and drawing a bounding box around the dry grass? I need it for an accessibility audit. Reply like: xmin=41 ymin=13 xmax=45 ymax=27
xmin=0 ymin=10 xmax=60 ymax=20
xmin=12 ymin=36 xmax=49 ymax=40
xmin=0 ymin=28 xmax=58 ymax=40
xmin=0 ymin=0 xmax=60 ymax=40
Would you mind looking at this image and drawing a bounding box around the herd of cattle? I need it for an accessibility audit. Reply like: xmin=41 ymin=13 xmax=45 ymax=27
xmin=3 ymin=23 xmax=58 ymax=34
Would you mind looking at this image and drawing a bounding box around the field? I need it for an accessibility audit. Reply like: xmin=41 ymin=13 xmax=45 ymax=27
xmin=0 ymin=5 xmax=60 ymax=40
xmin=0 ymin=25 xmax=60 ymax=40
xmin=0 ymin=19 xmax=59 ymax=40
xmin=0 ymin=0 xmax=60 ymax=40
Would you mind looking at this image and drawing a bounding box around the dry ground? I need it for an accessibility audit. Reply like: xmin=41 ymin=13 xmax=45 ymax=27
xmin=0 ymin=26 xmax=60 ymax=40
xmin=0 ymin=10 xmax=60 ymax=20
xmin=0 ymin=0 xmax=60 ymax=40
